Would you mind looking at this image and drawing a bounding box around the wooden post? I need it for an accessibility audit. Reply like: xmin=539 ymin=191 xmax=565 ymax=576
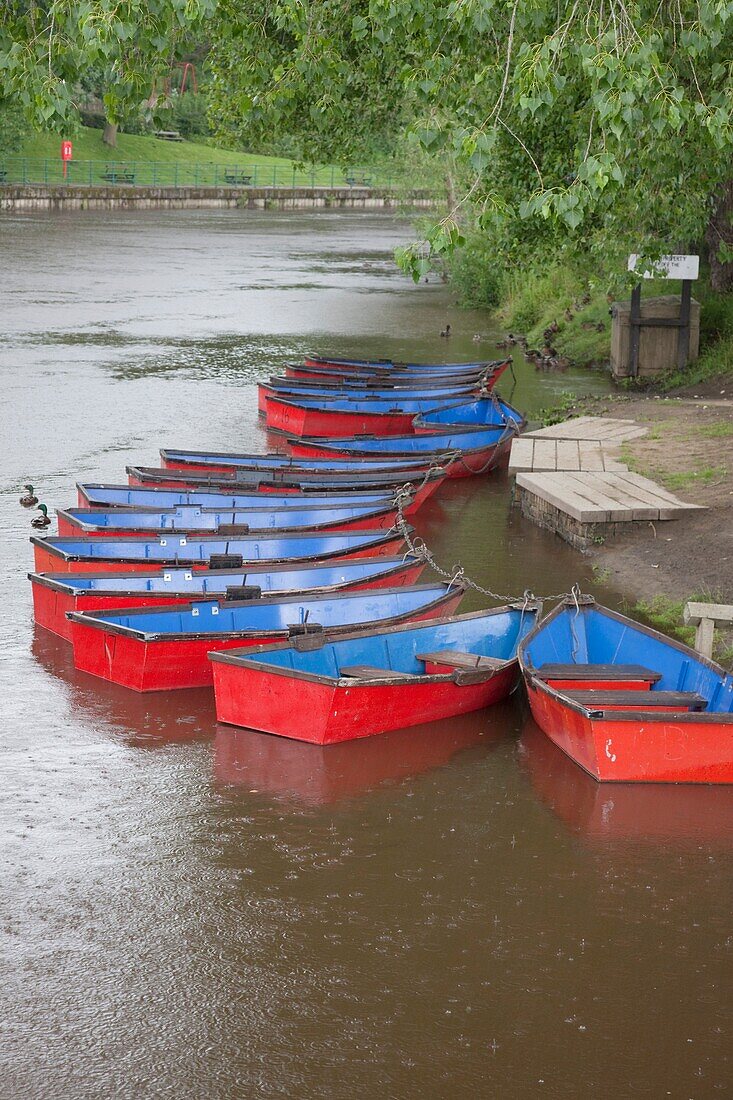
xmin=677 ymin=278 xmax=692 ymax=369
xmin=629 ymin=284 xmax=642 ymax=377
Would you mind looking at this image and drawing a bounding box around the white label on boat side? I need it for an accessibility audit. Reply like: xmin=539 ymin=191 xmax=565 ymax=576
xmin=164 ymin=573 xmax=172 ymax=581
xmin=627 ymin=253 xmax=699 ymax=280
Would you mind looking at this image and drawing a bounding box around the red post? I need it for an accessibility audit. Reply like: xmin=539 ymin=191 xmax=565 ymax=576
xmin=61 ymin=140 xmax=73 ymax=180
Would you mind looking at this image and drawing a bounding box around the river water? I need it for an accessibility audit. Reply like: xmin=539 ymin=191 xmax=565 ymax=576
xmin=1 ymin=211 xmax=730 ymax=1098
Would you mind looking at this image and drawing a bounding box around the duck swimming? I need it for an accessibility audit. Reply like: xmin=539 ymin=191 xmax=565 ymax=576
xmin=31 ymin=504 xmax=51 ymax=529
xmin=20 ymin=484 xmax=38 ymax=507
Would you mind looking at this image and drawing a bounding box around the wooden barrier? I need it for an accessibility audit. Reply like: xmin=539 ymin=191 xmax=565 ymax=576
xmin=683 ymin=602 xmax=733 ymax=658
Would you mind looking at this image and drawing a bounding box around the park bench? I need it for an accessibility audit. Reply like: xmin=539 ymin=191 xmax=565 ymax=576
xmin=154 ymin=130 xmax=183 ymax=142
xmin=344 ymin=175 xmax=373 ymax=187
xmin=100 ymin=168 xmax=135 ymax=184
xmin=223 ymin=171 xmax=252 ymax=186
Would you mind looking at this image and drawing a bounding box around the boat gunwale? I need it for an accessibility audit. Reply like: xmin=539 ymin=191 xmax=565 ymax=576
xmin=28 ymin=555 xmax=420 ymax=597
xmin=126 ymin=465 xmax=447 ymax=489
xmin=158 ymin=447 xmax=432 ymax=469
xmin=56 ymin=501 xmax=399 ymax=535
xmin=77 ymin=481 xmax=398 ymax=506
xmin=30 ymin=525 xmax=412 ymax=563
xmin=518 ymin=599 xmax=733 ymax=725
xmin=66 ymin=582 xmax=465 ymax=643
xmin=209 ymin=603 xmax=535 ymax=686
xmin=287 ymin=423 xmax=517 ymax=459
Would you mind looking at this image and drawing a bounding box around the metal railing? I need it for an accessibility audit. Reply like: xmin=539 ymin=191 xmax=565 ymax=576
xmin=0 ymin=157 xmax=403 ymax=190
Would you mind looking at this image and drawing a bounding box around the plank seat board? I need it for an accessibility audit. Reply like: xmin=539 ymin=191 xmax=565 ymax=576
xmin=339 ymin=665 xmax=411 ymax=681
xmin=416 ymin=649 xmax=506 ymax=670
xmin=536 ymin=663 xmax=662 ymax=683
xmin=566 ymin=690 xmax=708 ymax=711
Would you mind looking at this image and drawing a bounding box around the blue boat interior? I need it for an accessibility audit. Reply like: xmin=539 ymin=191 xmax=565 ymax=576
xmin=224 ymin=608 xmax=537 ymax=678
xmin=44 ymin=557 xmax=413 ymax=594
xmin=308 ymin=425 xmax=509 ymax=454
xmin=80 ymin=485 xmax=394 ymax=509
xmin=44 ymin=530 xmax=394 ymax=561
xmin=523 ymin=606 xmax=733 ymax=714
xmin=64 ymin=502 xmax=388 ymax=530
xmin=268 ymin=383 xmax=476 ymax=399
xmin=418 ymin=397 xmax=524 ymax=428
xmin=74 ymin=585 xmax=452 ymax=637
xmin=276 ymin=394 xmax=481 ymax=413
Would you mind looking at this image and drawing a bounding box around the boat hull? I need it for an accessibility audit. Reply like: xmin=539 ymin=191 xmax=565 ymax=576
xmin=212 ymin=659 xmax=517 ymax=744
xmin=126 ymin=465 xmax=444 ymax=502
xmin=30 ymin=559 xmax=426 ymax=641
xmin=69 ymin=590 xmax=464 ymax=692
xmin=265 ymin=398 xmax=419 ymax=438
xmin=32 ymin=530 xmax=407 ymax=575
xmin=287 ymin=433 xmax=514 ymax=478
xmin=56 ymin=505 xmax=399 ymax=538
xmin=525 ymin=677 xmax=733 ymax=783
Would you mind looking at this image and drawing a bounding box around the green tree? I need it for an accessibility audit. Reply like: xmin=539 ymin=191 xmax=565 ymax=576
xmin=0 ymin=1 xmax=216 ymax=145
xmin=208 ymin=1 xmax=733 ymax=288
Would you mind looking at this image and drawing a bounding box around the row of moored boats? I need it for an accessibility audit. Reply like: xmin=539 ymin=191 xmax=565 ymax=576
xmin=28 ymin=354 xmax=732 ymax=783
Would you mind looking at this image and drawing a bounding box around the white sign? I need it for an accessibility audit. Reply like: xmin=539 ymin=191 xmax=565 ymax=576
xmin=628 ymin=254 xmax=699 ymax=280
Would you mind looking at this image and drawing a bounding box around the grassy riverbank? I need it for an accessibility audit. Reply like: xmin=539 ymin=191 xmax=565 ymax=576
xmin=471 ymin=260 xmax=733 ymax=393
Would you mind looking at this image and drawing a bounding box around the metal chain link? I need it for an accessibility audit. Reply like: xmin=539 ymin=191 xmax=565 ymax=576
xmin=392 ymin=471 xmax=589 ymax=606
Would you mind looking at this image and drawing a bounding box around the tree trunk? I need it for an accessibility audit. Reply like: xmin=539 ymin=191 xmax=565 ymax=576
xmin=706 ymin=180 xmax=733 ymax=292
xmin=102 ymin=120 xmax=118 ymax=148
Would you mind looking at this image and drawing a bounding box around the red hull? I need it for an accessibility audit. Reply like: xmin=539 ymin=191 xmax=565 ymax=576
xmin=525 ymin=678 xmax=733 ymax=783
xmin=69 ymin=592 xmax=464 ymax=692
xmin=211 ymin=660 xmax=517 ymax=744
xmin=265 ymin=397 xmax=418 ymax=438
xmin=32 ymin=531 xmax=407 ymax=575
xmin=56 ymin=507 xmax=399 ymax=539
xmin=521 ymin=719 xmax=733 ymax=846
xmin=30 ymin=560 xmax=426 ymax=642
xmin=287 ymin=434 xmax=513 ymax=479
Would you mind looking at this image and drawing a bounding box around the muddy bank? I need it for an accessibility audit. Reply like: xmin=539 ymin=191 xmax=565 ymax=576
xmin=552 ymin=391 xmax=733 ymax=605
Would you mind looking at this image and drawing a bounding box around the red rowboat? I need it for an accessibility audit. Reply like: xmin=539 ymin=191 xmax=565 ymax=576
xmin=518 ymin=598 xmax=733 ymax=783
xmin=29 ymin=556 xmax=426 ymax=641
xmin=31 ymin=528 xmax=411 ymax=575
xmin=210 ymin=604 xmax=539 ymax=744
xmin=125 ymin=466 xmax=446 ymax=509
xmin=68 ymin=584 xmax=465 ymax=691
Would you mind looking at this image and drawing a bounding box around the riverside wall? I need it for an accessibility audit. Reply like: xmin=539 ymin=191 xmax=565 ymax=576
xmin=0 ymin=184 xmax=436 ymax=212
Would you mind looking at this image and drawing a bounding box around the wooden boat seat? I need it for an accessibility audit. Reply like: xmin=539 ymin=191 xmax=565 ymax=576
xmin=416 ymin=649 xmax=505 ymax=671
xmin=339 ymin=665 xmax=411 ymax=681
xmin=566 ymin=690 xmax=707 ymax=711
xmin=536 ymin=663 xmax=662 ymax=684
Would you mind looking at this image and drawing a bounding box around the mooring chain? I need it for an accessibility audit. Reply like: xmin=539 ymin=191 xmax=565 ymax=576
xmin=392 ymin=478 xmax=588 ymax=606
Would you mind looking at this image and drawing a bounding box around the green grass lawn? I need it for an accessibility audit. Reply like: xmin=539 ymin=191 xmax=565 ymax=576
xmin=3 ymin=125 xmax=385 ymax=187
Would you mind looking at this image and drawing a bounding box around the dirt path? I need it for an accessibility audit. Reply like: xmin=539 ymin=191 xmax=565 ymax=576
xmin=566 ymin=393 xmax=733 ymax=603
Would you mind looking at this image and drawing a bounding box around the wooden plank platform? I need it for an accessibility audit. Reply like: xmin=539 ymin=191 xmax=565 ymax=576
xmin=524 ymin=416 xmax=648 ymax=443
xmin=509 ymin=437 xmax=628 ymax=473
xmin=515 ymin=471 xmax=705 ymax=523
xmin=509 ymin=416 xmax=645 ymax=473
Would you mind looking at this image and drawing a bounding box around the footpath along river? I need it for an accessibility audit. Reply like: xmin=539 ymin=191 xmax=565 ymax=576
xmin=0 ymin=210 xmax=730 ymax=1098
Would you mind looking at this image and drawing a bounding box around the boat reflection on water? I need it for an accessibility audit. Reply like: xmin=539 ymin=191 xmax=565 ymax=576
xmin=518 ymin=713 xmax=733 ymax=847
xmin=31 ymin=626 xmax=217 ymax=747
xmin=215 ymin=700 xmax=516 ymax=807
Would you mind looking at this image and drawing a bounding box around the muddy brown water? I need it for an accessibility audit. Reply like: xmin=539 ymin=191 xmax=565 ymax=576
xmin=1 ymin=211 xmax=730 ymax=1098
